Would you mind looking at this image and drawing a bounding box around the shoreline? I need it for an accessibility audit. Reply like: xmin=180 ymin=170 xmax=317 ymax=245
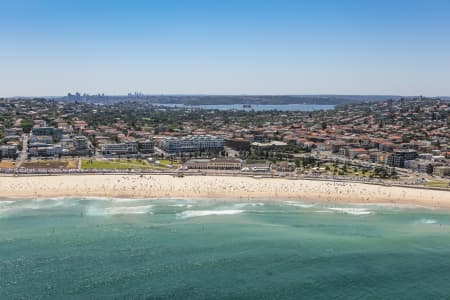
xmin=1 ymin=174 xmax=449 ymax=209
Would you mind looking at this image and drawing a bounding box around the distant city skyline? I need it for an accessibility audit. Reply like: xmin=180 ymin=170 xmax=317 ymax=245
xmin=45 ymin=92 xmax=447 ymax=98
xmin=1 ymin=0 xmax=450 ymax=97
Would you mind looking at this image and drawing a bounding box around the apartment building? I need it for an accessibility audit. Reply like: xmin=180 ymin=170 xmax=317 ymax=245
xmin=137 ymin=139 xmax=155 ymax=154
xmin=102 ymin=141 xmax=138 ymax=156
xmin=386 ymin=149 xmax=418 ymax=168
xmin=160 ymin=135 xmax=224 ymax=153
xmin=0 ymin=145 xmax=18 ymax=159
xmin=31 ymin=127 xmax=62 ymax=142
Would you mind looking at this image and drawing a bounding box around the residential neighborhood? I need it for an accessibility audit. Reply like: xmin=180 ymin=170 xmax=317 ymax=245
xmin=0 ymin=96 xmax=448 ymax=186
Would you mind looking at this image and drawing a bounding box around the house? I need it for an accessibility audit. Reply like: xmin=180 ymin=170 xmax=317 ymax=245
xmin=348 ymin=148 xmax=368 ymax=159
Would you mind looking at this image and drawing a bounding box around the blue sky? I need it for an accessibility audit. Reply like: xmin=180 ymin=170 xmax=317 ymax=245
xmin=1 ymin=0 xmax=449 ymax=96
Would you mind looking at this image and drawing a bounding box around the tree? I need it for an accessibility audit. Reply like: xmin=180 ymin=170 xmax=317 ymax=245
xmin=20 ymin=119 xmax=33 ymax=133
xmin=391 ymin=167 xmax=397 ymax=177
xmin=426 ymin=164 xmax=434 ymax=175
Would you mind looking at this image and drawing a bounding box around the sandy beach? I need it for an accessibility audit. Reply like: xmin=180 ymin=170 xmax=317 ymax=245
xmin=0 ymin=174 xmax=449 ymax=208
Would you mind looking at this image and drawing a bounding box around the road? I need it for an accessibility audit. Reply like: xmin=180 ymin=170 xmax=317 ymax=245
xmin=16 ymin=134 xmax=28 ymax=168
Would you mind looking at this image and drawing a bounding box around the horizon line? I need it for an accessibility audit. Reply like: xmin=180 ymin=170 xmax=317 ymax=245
xmin=3 ymin=93 xmax=449 ymax=99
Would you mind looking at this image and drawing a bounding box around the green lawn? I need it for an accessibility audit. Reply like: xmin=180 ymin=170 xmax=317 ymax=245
xmin=156 ymin=159 xmax=179 ymax=167
xmin=81 ymin=159 xmax=180 ymax=170
xmin=424 ymin=180 xmax=450 ymax=188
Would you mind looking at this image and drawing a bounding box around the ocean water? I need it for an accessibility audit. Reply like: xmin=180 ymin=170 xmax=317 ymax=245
xmin=1 ymin=198 xmax=450 ymax=299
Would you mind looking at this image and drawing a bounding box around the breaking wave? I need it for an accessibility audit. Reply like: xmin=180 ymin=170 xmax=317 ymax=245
xmin=417 ymin=218 xmax=438 ymax=224
xmin=284 ymin=201 xmax=314 ymax=208
xmin=0 ymin=200 xmax=16 ymax=205
xmin=233 ymin=202 xmax=265 ymax=208
xmin=177 ymin=210 xmax=244 ymax=219
xmin=169 ymin=204 xmax=194 ymax=208
xmin=328 ymin=207 xmax=373 ymax=215
xmin=85 ymin=204 xmax=154 ymax=216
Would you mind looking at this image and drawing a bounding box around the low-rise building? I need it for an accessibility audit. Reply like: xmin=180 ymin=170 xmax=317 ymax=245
xmin=224 ymin=138 xmax=251 ymax=151
xmin=348 ymin=148 xmax=368 ymax=159
xmin=29 ymin=135 xmax=53 ymax=144
xmin=184 ymin=158 xmax=243 ymax=170
xmin=5 ymin=128 xmax=22 ymax=136
xmin=208 ymin=158 xmax=243 ymax=169
xmin=184 ymin=158 xmax=210 ymax=169
xmin=0 ymin=145 xmax=18 ymax=159
xmin=32 ymin=127 xmax=62 ymax=142
xmin=274 ymin=161 xmax=295 ymax=172
xmin=102 ymin=141 xmax=138 ymax=156
xmin=433 ymin=166 xmax=450 ymax=177
xmin=29 ymin=145 xmax=62 ymax=157
xmin=405 ymin=159 xmax=432 ymax=173
xmin=73 ymin=136 xmax=89 ymax=150
xmin=137 ymin=139 xmax=154 ymax=154
xmin=70 ymin=136 xmax=92 ymax=156
xmin=251 ymin=141 xmax=288 ymax=151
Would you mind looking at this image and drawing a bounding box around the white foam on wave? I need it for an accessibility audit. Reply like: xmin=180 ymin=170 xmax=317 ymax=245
xmin=357 ymin=203 xmax=417 ymax=209
xmin=86 ymin=204 xmax=153 ymax=216
xmin=111 ymin=198 xmax=151 ymax=203
xmin=417 ymin=218 xmax=438 ymax=224
xmin=0 ymin=199 xmax=77 ymax=216
xmin=233 ymin=202 xmax=265 ymax=208
xmin=39 ymin=196 xmax=112 ymax=202
xmin=21 ymin=199 xmax=78 ymax=210
xmin=177 ymin=209 xmax=244 ymax=219
xmin=284 ymin=201 xmax=314 ymax=208
xmin=0 ymin=200 xmax=16 ymax=205
xmin=315 ymin=210 xmax=332 ymax=214
xmin=328 ymin=207 xmax=373 ymax=215
xmin=169 ymin=204 xmax=193 ymax=208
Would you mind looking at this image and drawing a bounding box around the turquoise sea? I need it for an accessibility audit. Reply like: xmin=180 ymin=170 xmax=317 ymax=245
xmin=1 ymin=198 xmax=450 ymax=299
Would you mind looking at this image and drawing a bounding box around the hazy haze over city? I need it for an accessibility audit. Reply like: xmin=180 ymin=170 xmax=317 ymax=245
xmin=1 ymin=0 xmax=450 ymax=97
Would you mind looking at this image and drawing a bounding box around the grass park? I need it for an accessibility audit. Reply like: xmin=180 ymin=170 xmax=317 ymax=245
xmin=20 ymin=159 xmax=78 ymax=169
xmin=424 ymin=179 xmax=450 ymax=188
xmin=81 ymin=159 xmax=179 ymax=170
